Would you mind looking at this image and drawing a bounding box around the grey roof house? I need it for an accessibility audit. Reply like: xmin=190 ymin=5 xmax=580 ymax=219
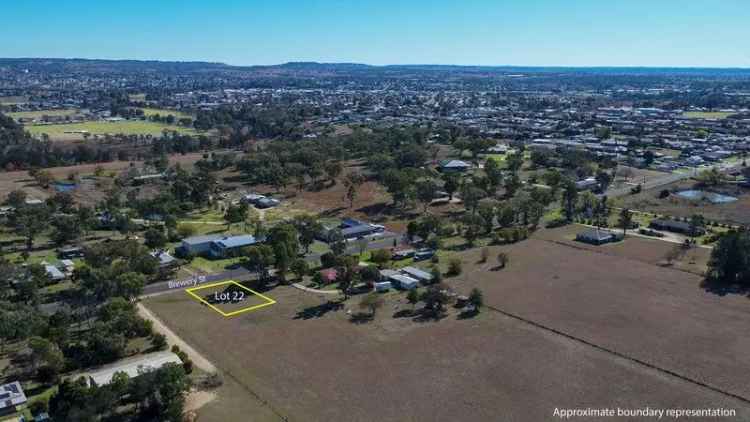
xmin=209 ymin=235 xmax=262 ymax=258
xmin=178 ymin=234 xmax=224 ymax=255
xmin=0 ymin=381 xmax=27 ymax=413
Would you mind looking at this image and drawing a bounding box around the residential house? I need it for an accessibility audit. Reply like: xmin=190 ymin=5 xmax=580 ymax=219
xmin=44 ymin=264 xmax=65 ymax=282
xmin=400 ymin=266 xmax=434 ymax=284
xmin=0 ymin=381 xmax=27 ymax=414
xmin=575 ymin=228 xmax=620 ymax=245
xmin=388 ymin=274 xmax=419 ymax=290
xmin=575 ymin=177 xmax=599 ymax=191
xmin=58 ymin=246 xmax=84 ymax=259
xmin=649 ymin=219 xmax=705 ymax=236
xmin=438 ymin=159 xmax=471 ymax=173
xmin=209 ymin=235 xmax=261 ymax=258
xmin=78 ymin=351 xmax=182 ymax=387
xmin=150 ymin=250 xmax=177 ymax=268
xmin=178 ymin=234 xmax=224 ymax=256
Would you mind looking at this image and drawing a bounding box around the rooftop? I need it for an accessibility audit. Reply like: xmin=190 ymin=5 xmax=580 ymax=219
xmin=78 ymin=351 xmax=182 ymax=386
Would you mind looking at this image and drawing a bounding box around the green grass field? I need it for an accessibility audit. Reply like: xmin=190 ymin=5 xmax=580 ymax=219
xmin=25 ymin=120 xmax=196 ymax=140
xmin=140 ymin=107 xmax=193 ymax=120
xmin=682 ymin=111 xmax=735 ymax=120
xmin=8 ymin=108 xmax=79 ymax=120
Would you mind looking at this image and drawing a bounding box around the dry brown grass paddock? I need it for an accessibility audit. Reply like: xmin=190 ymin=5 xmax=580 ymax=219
xmin=144 ymin=231 xmax=750 ymax=422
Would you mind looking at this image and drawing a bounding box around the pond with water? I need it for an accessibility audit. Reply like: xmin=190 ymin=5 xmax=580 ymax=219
xmin=53 ymin=182 xmax=77 ymax=193
xmin=676 ymin=190 xmax=738 ymax=204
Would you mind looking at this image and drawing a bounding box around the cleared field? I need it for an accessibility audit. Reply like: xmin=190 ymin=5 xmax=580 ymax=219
xmin=7 ymin=109 xmax=79 ymax=119
xmin=683 ymin=111 xmax=735 ymax=120
xmin=534 ymin=224 xmax=711 ymax=275
xmin=25 ymin=120 xmax=196 ymax=140
xmin=454 ymin=237 xmax=750 ymax=405
xmin=145 ymin=237 xmax=750 ymax=422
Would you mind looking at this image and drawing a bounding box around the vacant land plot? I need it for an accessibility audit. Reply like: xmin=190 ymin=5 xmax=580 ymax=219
xmin=683 ymin=111 xmax=736 ymax=120
xmin=452 ymin=238 xmax=750 ymax=405
xmin=145 ymin=246 xmax=750 ymax=422
xmin=25 ymin=120 xmax=196 ymax=141
xmin=618 ymin=180 xmax=750 ymax=225
xmin=535 ymin=224 xmax=711 ymax=275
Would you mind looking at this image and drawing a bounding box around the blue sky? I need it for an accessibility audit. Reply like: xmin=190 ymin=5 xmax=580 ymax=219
xmin=2 ymin=0 xmax=748 ymax=67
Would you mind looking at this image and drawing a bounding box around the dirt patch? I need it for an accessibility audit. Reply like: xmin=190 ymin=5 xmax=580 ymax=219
xmin=452 ymin=238 xmax=750 ymax=403
xmin=136 ymin=302 xmax=216 ymax=372
xmin=144 ymin=279 xmax=750 ymax=422
xmin=534 ymin=224 xmax=711 ymax=275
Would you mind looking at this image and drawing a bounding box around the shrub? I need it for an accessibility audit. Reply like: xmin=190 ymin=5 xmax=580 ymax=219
xmin=198 ymin=372 xmax=224 ymax=389
xmin=177 ymin=224 xmax=197 ymax=239
xmin=152 ymin=333 xmax=167 ymax=351
xmin=182 ymin=359 xmax=194 ymax=374
xmin=29 ymin=399 xmax=49 ymax=416
xmin=447 ymin=258 xmax=462 ymax=276
xmin=545 ymin=218 xmax=569 ymax=229
xmin=370 ymin=249 xmax=391 ymax=267
xmin=320 ymin=252 xmax=338 ymax=269
xmin=430 ymin=266 xmax=443 ymax=284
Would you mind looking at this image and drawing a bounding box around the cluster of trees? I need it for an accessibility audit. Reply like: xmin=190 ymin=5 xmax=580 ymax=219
xmin=707 ymin=228 xmax=750 ymax=286
xmin=49 ymin=363 xmax=190 ymax=422
xmin=243 ymin=223 xmax=303 ymax=283
xmin=3 ymin=190 xmax=98 ymax=253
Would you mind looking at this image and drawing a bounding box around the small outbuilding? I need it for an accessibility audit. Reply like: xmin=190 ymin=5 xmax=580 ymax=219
xmin=400 ymin=266 xmax=434 ymax=284
xmin=389 ymin=274 xmax=420 ymax=290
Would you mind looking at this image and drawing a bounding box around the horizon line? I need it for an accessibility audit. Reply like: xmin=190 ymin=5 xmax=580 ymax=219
xmin=2 ymin=56 xmax=750 ymax=71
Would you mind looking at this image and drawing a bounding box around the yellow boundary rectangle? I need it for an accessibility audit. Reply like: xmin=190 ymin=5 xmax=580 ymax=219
xmin=185 ymin=280 xmax=276 ymax=317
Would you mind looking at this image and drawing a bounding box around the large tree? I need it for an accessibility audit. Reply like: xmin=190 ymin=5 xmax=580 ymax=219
xmin=707 ymin=229 xmax=750 ymax=286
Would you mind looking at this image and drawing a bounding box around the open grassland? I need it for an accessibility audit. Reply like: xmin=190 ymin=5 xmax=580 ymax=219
xmin=144 ymin=235 xmax=750 ymax=421
xmin=7 ymin=108 xmax=79 ymax=120
xmin=140 ymin=107 xmax=194 ymax=120
xmin=25 ymin=119 xmax=196 ymax=140
xmin=683 ymin=111 xmax=736 ymax=119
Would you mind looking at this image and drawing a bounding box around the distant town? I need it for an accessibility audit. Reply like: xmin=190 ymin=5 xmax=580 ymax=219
xmin=1 ymin=59 xmax=750 ymax=422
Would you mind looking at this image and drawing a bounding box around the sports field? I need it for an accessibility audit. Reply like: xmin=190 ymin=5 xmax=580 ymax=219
xmin=144 ymin=234 xmax=750 ymax=422
xmin=682 ymin=111 xmax=735 ymax=119
xmin=25 ymin=119 xmax=196 ymax=140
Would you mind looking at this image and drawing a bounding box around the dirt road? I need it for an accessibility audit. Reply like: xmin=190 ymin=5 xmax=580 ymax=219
xmin=136 ymin=302 xmax=216 ymax=372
